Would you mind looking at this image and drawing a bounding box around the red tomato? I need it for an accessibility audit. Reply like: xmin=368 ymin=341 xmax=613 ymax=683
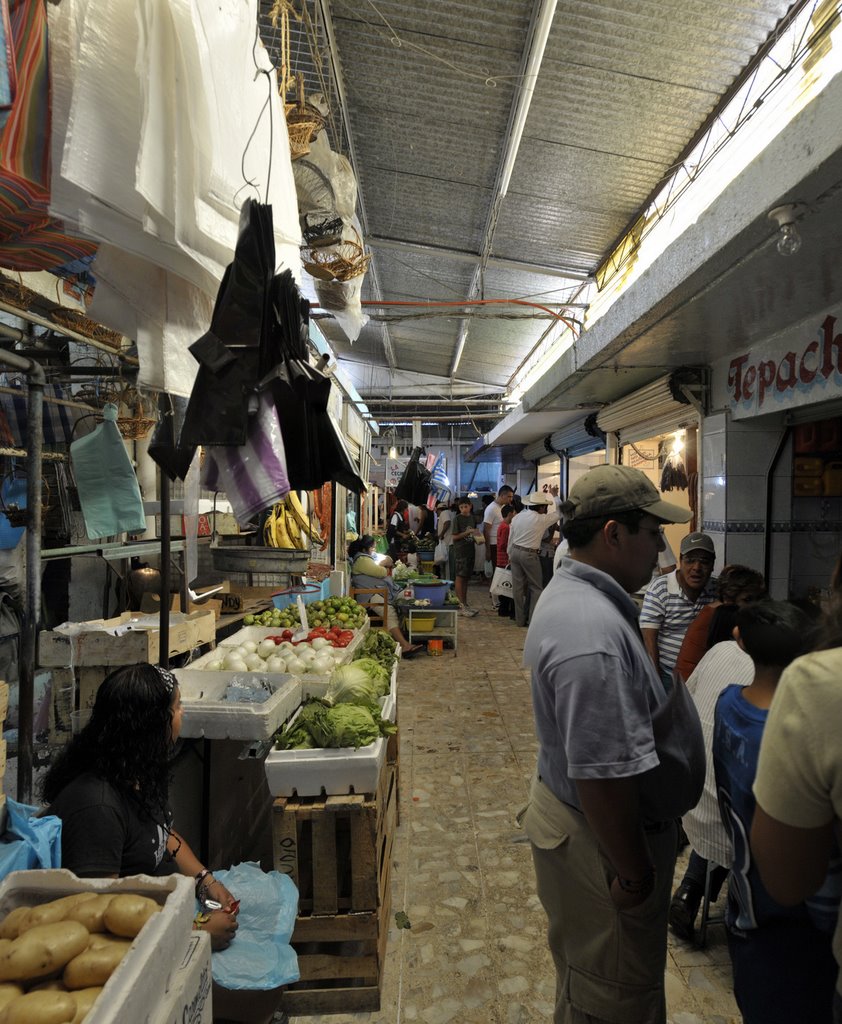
xmin=281 ymin=629 xmax=294 ymax=641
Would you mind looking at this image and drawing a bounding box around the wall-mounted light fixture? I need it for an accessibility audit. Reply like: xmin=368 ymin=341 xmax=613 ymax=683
xmin=768 ymin=203 xmax=806 ymax=256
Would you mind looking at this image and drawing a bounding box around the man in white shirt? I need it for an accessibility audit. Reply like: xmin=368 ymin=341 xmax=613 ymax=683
xmin=482 ymin=486 xmax=514 ymax=568
xmin=509 ymin=490 xmax=560 ymax=627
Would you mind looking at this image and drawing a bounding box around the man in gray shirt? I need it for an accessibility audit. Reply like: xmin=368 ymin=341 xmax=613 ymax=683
xmin=521 ymin=465 xmax=702 ymax=1024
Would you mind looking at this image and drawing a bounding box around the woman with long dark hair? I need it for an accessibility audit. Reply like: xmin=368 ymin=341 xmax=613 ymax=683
xmin=43 ymin=663 xmax=238 ymax=951
xmin=348 ymin=534 xmax=423 ymax=656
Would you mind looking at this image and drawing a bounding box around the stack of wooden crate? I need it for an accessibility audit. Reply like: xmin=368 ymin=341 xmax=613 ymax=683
xmin=38 ymin=612 xmax=216 ymax=744
xmin=272 ymin=747 xmax=398 ymax=1015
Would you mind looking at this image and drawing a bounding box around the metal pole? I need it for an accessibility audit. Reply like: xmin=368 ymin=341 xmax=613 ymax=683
xmin=159 ymin=470 xmax=171 ymax=670
xmin=0 ymin=348 xmax=45 ymax=804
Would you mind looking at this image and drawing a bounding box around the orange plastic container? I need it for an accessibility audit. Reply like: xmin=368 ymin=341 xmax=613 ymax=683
xmin=427 ymin=639 xmax=444 ymax=656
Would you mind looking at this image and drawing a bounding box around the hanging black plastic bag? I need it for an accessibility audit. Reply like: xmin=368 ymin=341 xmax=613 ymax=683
xmin=180 ymin=198 xmax=275 ymax=447
xmin=395 ymin=447 xmax=431 ymax=505
xmin=148 ymin=394 xmax=195 ymax=482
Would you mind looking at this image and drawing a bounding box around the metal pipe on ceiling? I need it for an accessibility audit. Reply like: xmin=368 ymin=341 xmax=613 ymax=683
xmin=363 ymin=398 xmax=505 ymax=406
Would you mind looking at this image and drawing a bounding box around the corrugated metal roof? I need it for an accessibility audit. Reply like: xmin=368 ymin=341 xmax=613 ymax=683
xmin=260 ymin=0 xmax=796 ymax=406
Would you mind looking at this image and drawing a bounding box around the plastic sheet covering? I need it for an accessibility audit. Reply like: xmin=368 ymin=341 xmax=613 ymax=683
xmin=200 ymin=391 xmax=291 ymax=527
xmin=0 ymin=800 xmax=62 ymax=882
xmin=70 ymin=403 xmax=146 ymax=539
xmin=202 ymin=862 xmax=299 ymax=990
xmin=47 ymin=0 xmax=303 ymax=395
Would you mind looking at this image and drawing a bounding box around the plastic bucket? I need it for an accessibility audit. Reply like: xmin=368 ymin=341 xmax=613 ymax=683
xmin=428 ymin=639 xmax=444 ymax=656
xmin=412 ymin=580 xmax=450 ymax=608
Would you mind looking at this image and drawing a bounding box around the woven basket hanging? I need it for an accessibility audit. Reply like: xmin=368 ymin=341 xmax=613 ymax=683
xmin=302 ymin=225 xmax=371 ymax=282
xmin=49 ymin=308 xmax=123 ymax=350
xmin=0 ymin=273 xmax=35 ymax=311
xmin=285 ymin=73 xmax=325 ymax=161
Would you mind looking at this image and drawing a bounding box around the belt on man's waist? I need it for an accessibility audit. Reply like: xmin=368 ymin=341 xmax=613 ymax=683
xmin=642 ymin=819 xmax=675 ymax=834
xmin=512 ymin=543 xmax=539 ymax=552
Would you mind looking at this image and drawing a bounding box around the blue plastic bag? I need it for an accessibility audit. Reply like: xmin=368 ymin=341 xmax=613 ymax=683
xmin=203 ymin=862 xmax=299 ymax=990
xmin=0 ymin=799 xmax=62 ymax=881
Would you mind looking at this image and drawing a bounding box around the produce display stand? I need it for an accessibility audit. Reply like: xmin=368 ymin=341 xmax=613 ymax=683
xmin=273 ymin=750 xmax=397 ymax=1015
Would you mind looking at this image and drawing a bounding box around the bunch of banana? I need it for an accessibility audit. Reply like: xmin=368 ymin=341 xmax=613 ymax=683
xmin=284 ymin=490 xmax=324 ymax=545
xmin=263 ymin=492 xmax=325 ymax=550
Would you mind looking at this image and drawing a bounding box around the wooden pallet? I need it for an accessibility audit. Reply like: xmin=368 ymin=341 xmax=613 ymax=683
xmin=273 ymin=752 xmax=397 ymax=1014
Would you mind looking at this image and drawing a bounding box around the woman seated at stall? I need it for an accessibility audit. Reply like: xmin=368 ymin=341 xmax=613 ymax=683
xmin=348 ymin=534 xmax=424 ymax=657
xmin=42 ymin=664 xmax=283 ymax=1023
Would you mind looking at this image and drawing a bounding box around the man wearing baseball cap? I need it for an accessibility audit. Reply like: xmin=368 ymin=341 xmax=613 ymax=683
xmin=520 ymin=465 xmax=703 ymax=1024
xmin=640 ymin=531 xmax=717 ymax=692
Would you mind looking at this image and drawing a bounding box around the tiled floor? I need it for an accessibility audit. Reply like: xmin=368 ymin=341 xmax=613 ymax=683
xmin=291 ymin=602 xmax=741 ymax=1024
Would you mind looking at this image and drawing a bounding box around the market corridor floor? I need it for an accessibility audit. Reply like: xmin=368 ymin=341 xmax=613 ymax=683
xmin=291 ymin=604 xmax=741 ymax=1024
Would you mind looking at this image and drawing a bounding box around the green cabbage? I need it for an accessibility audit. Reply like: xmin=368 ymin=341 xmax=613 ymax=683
xmin=324 ymin=664 xmax=381 ymax=710
xmin=349 ymin=657 xmax=390 ymax=695
xmin=274 ymin=697 xmax=396 ymax=750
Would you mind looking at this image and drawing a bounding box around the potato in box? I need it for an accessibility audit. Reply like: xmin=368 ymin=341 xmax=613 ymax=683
xmin=0 ymin=870 xmax=193 ymax=1024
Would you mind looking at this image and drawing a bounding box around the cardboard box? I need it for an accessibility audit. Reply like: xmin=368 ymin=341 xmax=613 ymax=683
xmin=39 ymin=610 xmax=216 ymax=668
xmin=220 ymin=586 xmax=279 ymax=614
xmin=0 ymin=870 xmax=194 ymax=1024
xmin=150 ymin=931 xmax=212 ymax=1024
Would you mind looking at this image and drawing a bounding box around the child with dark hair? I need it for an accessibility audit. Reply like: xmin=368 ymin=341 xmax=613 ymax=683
xmin=713 ymin=600 xmax=838 ymax=1024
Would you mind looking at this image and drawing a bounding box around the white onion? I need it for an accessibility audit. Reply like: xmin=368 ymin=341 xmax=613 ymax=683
xmin=241 ymin=640 xmax=258 ymax=654
xmin=224 ymin=655 xmax=247 ymax=672
xmin=285 ymin=656 xmax=305 ymax=675
xmin=298 ymin=647 xmax=317 ymax=665
xmin=279 ymin=642 xmax=295 ymax=652
xmin=266 ymin=656 xmax=286 ymax=673
xmin=313 ymin=654 xmax=334 ymax=675
xmin=206 ymin=660 xmax=224 ymax=671
xmin=245 ymin=653 xmax=264 ymax=671
xmin=258 ymin=639 xmax=278 ymax=659
xmin=311 ymin=637 xmax=330 ymax=651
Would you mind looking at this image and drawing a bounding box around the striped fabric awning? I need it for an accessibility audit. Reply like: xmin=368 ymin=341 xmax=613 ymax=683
xmin=0 ymin=0 xmax=96 ymax=275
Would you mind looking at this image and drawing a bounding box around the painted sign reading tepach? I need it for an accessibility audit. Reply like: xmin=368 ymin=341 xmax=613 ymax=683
xmin=729 ymin=313 xmax=842 ymax=418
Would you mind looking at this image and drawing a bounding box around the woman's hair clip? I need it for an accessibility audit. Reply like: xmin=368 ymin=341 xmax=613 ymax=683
xmin=155 ymin=665 xmax=177 ymax=696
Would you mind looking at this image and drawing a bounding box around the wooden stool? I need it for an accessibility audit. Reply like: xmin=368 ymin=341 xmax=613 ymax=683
xmin=349 ymin=587 xmax=389 ymax=628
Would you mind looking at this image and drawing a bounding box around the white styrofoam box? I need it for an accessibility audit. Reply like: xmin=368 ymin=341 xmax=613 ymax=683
xmin=173 ymin=671 xmax=302 ymax=741
xmin=264 ymin=707 xmax=387 ymax=797
xmin=150 ymin=931 xmax=212 ymax=1024
xmin=299 ymin=644 xmax=399 ymax=721
xmin=0 ymin=870 xmax=193 ymax=1024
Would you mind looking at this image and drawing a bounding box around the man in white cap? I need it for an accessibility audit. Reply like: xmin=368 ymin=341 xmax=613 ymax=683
xmin=640 ymin=531 xmax=717 ymax=691
xmin=520 ymin=464 xmax=702 ymax=1024
xmin=508 ymin=488 xmax=560 ymax=627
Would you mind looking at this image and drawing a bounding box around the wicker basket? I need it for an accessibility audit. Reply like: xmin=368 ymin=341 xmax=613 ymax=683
xmin=0 ymin=274 xmax=35 ymax=311
xmin=49 ymin=308 xmax=123 ymax=350
xmin=302 ymin=230 xmax=372 ymax=283
xmin=285 ymin=74 xmax=325 ymax=160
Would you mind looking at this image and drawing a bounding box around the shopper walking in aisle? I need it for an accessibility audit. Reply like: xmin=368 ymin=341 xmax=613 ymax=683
xmin=713 ymin=600 xmax=835 ymax=1024
xmin=520 ymin=465 xmax=700 ymax=1024
xmin=483 ymin=485 xmax=514 ymax=584
xmin=386 ymin=498 xmax=411 ymax=559
xmin=640 ymin=531 xmax=717 ymax=690
xmin=508 ymin=489 xmax=559 ymax=627
xmin=495 ymin=503 xmax=516 ymax=619
xmin=452 ymin=495 xmax=481 ymax=616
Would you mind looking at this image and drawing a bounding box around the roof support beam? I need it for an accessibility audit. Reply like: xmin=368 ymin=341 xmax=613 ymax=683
xmin=448 ymin=0 xmax=559 ymax=379
xmin=368 ymin=236 xmax=591 ymax=283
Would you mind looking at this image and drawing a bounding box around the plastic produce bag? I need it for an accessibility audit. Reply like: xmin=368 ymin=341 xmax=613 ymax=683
xmin=200 ymin=391 xmax=291 ymax=526
xmin=70 ymin=404 xmax=146 ymax=538
xmin=394 ymin=447 xmax=431 ymax=505
xmin=203 ymin=862 xmax=299 ymax=990
xmin=0 ymin=799 xmax=62 ymax=882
